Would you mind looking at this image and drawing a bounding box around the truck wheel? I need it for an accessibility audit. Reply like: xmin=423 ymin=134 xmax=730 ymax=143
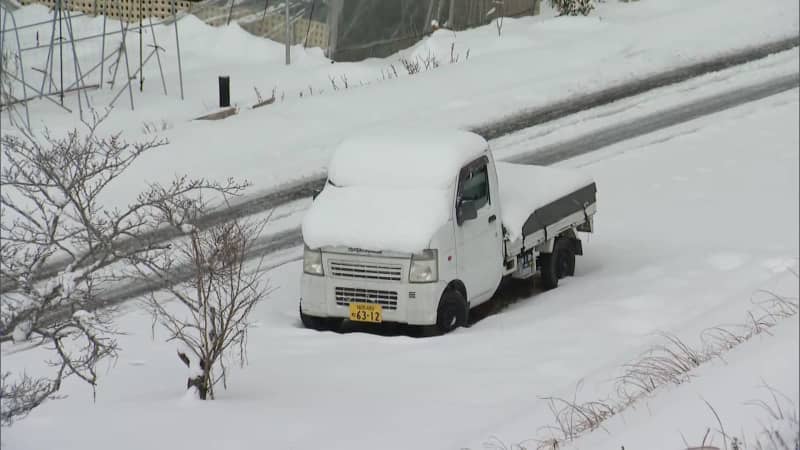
xmin=435 ymin=289 xmax=469 ymax=335
xmin=539 ymin=238 xmax=575 ymax=290
xmin=300 ymin=306 xmax=342 ymax=331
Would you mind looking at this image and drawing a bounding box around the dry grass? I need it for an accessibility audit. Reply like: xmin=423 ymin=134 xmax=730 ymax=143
xmin=514 ymin=281 xmax=800 ymax=450
xmin=535 ymin=380 xmax=615 ymax=447
xmin=617 ymin=293 xmax=798 ymax=407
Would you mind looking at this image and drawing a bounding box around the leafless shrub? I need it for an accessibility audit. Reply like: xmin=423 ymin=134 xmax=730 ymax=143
xmin=421 ymin=52 xmax=440 ymax=70
xmin=379 ymin=64 xmax=403 ymax=81
xmin=399 ymin=57 xmax=422 ymax=75
xmin=141 ymin=119 xmax=173 ymax=134
xmin=328 ymin=74 xmax=351 ymax=91
xmin=450 ymin=42 xmax=459 ymax=64
xmin=549 ymin=0 xmax=594 ymax=16
xmin=133 ymin=216 xmax=271 ymax=400
xmin=0 ymin=372 xmax=62 ymax=424
xmin=447 ymin=43 xmax=471 ymax=64
xmin=0 ymin=112 xmax=246 ymax=423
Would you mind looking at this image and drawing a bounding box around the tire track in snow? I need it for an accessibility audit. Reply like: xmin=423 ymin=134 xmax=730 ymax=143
xmin=15 ymin=72 xmax=797 ymax=331
xmin=3 ymin=37 xmax=795 ymax=295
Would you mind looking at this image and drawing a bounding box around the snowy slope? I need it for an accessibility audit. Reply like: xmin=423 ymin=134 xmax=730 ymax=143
xmin=2 ymin=76 xmax=796 ymax=450
xmin=572 ymin=317 xmax=798 ymax=450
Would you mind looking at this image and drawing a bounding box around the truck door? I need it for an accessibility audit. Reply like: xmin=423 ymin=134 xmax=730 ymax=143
xmin=455 ymin=156 xmax=503 ymax=304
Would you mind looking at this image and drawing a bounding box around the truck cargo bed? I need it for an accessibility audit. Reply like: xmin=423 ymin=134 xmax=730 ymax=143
xmin=496 ymin=162 xmax=597 ymax=252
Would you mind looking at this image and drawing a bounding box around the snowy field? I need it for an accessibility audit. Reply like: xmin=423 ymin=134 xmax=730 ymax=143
xmin=2 ymin=0 xmax=799 ymax=447
xmin=1 ymin=0 xmax=798 ymax=210
xmin=3 ymin=81 xmax=797 ymax=449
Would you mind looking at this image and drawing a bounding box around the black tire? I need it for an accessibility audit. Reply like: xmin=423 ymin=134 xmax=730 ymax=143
xmin=300 ymin=306 xmax=342 ymax=331
xmin=435 ymin=289 xmax=469 ymax=335
xmin=539 ymin=238 xmax=576 ymax=290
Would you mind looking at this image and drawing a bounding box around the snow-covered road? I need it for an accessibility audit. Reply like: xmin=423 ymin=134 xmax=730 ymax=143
xmin=3 ymin=82 xmax=796 ymax=450
xmin=27 ymin=63 xmax=796 ymax=316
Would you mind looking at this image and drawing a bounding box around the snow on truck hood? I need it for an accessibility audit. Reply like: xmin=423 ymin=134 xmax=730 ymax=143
xmin=302 ymin=129 xmax=486 ymax=253
xmin=301 ymin=185 xmax=452 ymax=253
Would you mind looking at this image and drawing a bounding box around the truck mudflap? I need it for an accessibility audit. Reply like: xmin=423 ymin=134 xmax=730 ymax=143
xmin=520 ymin=182 xmax=597 ymax=238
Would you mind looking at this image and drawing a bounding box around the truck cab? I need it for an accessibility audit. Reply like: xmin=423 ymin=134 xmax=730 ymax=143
xmin=300 ymin=128 xmax=596 ymax=334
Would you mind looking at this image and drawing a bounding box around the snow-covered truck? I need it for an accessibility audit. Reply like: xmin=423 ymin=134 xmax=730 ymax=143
xmin=300 ymin=129 xmax=597 ymax=334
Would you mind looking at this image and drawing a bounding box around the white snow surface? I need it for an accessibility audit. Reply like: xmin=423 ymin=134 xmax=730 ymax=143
xmin=11 ymin=320 xmax=32 ymax=343
xmin=2 ymin=85 xmax=797 ymax=450
xmin=571 ymin=318 xmax=799 ymax=450
xmin=327 ymin=128 xmax=488 ymax=189
xmin=179 ymin=223 xmax=197 ymax=234
xmin=1 ymin=0 xmax=797 ymax=211
xmin=302 ymin=184 xmax=452 ymax=253
xmin=71 ymin=310 xmax=94 ymax=324
xmin=2 ymin=0 xmax=799 ymax=447
xmin=496 ymin=162 xmax=594 ymax=241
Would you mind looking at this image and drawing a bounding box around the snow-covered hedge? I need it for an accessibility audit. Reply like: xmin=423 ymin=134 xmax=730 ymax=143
xmin=550 ymin=0 xmax=594 ymax=16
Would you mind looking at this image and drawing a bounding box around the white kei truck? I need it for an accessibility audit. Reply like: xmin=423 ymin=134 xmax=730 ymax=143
xmin=299 ymin=129 xmax=597 ymax=334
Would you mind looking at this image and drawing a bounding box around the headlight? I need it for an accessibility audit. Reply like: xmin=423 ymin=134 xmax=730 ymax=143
xmin=303 ymin=246 xmax=324 ymax=276
xmin=409 ymin=249 xmax=438 ymax=283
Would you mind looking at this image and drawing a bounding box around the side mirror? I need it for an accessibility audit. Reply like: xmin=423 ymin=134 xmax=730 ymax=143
xmin=457 ymin=200 xmax=478 ymax=226
xmin=312 ymin=188 xmax=322 ymax=200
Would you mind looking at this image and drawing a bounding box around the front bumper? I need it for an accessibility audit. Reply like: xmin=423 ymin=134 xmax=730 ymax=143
xmin=300 ymin=256 xmax=446 ymax=326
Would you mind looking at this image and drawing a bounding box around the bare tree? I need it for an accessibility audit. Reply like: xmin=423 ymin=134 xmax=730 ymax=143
xmin=0 ymin=112 xmax=248 ymax=424
xmin=133 ymin=216 xmax=271 ymax=400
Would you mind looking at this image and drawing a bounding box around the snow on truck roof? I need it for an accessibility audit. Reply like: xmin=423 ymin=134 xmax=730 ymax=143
xmin=327 ymin=129 xmax=488 ymax=189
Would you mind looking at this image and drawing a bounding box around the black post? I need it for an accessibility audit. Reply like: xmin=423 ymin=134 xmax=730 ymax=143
xmin=218 ymin=76 xmax=230 ymax=108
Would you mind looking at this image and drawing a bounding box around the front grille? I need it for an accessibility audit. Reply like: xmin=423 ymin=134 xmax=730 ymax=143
xmin=329 ymin=260 xmax=403 ymax=281
xmin=335 ymin=287 xmax=398 ymax=310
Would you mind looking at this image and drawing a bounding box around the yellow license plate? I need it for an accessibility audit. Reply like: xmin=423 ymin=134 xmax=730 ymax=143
xmin=349 ymin=303 xmax=383 ymax=323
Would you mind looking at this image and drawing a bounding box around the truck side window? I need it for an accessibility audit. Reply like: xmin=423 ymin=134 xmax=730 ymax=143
xmin=461 ymin=165 xmax=489 ymax=210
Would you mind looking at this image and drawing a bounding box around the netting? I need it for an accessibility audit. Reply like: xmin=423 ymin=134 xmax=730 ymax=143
xmin=188 ymin=0 xmax=539 ymax=62
xmin=327 ymin=0 xmax=539 ymax=61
